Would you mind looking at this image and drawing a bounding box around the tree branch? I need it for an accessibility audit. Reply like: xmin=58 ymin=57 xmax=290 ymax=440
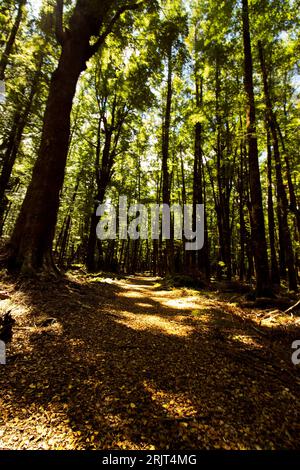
xmin=285 ymin=300 xmax=300 ymax=315
xmin=55 ymin=0 xmax=65 ymax=45
xmin=88 ymin=2 xmax=144 ymax=58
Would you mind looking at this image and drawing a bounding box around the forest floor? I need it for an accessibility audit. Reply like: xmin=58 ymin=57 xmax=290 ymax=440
xmin=0 ymin=272 xmax=300 ymax=450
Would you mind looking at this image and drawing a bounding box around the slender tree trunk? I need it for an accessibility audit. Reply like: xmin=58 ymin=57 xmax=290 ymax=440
xmin=56 ymin=175 xmax=80 ymax=266
xmin=0 ymin=53 xmax=43 ymax=232
xmin=0 ymin=109 xmax=22 ymax=227
xmin=203 ymin=177 xmax=210 ymax=279
xmin=86 ymin=97 xmax=125 ymax=272
xmin=238 ymin=141 xmax=246 ymax=281
xmin=0 ymin=0 xmax=26 ymax=80
xmin=152 ymin=175 xmax=161 ymax=276
xmin=86 ymin=183 xmax=108 ymax=273
xmin=161 ymin=47 xmax=173 ymax=275
xmin=214 ymin=60 xmax=232 ymax=281
xmin=276 ymin=116 xmax=300 ymax=237
xmin=192 ymin=75 xmax=209 ymax=278
xmin=242 ymin=0 xmax=271 ymax=296
xmin=86 ymin=117 xmax=107 ymax=273
xmin=258 ymin=41 xmax=297 ymax=290
xmin=245 ymin=203 xmax=255 ymax=281
xmin=277 ymin=207 xmax=286 ymax=277
xmin=266 ymin=129 xmax=280 ymax=285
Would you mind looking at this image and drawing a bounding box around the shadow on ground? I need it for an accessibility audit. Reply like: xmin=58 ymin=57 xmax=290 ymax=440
xmin=0 ymin=274 xmax=299 ymax=450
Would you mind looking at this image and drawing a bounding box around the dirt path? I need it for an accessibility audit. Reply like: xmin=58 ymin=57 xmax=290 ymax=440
xmin=0 ymin=274 xmax=300 ymax=449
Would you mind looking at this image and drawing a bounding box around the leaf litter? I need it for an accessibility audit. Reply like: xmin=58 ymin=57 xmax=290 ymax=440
xmin=0 ymin=273 xmax=299 ymax=450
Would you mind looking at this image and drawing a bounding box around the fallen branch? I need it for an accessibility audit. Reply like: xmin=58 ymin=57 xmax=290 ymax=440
xmin=284 ymin=300 xmax=300 ymax=315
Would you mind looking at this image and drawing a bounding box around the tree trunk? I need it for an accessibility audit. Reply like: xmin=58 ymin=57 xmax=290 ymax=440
xmin=214 ymin=59 xmax=232 ymax=281
xmin=192 ymin=74 xmax=209 ymax=278
xmin=56 ymin=175 xmax=80 ymax=266
xmin=258 ymin=41 xmax=297 ymax=291
xmin=242 ymin=0 xmax=271 ymax=296
xmin=276 ymin=115 xmax=300 ymax=237
xmin=86 ymin=96 xmax=124 ymax=272
xmin=238 ymin=141 xmax=246 ymax=281
xmin=266 ymin=129 xmax=280 ymax=284
xmin=161 ymin=47 xmax=173 ymax=275
xmin=2 ymin=0 xmax=141 ymax=274
xmin=0 ymin=0 xmax=26 ymax=80
xmin=0 ymin=53 xmax=43 ymax=232
xmin=6 ymin=35 xmax=89 ymax=273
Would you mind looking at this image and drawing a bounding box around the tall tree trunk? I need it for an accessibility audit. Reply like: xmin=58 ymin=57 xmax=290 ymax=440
xmin=214 ymin=59 xmax=232 ymax=281
xmin=277 ymin=206 xmax=286 ymax=278
xmin=276 ymin=119 xmax=300 ymax=237
xmin=192 ymin=74 xmax=209 ymax=278
xmin=86 ymin=96 xmax=125 ymax=272
xmin=238 ymin=140 xmax=246 ymax=281
xmin=86 ymin=117 xmax=106 ymax=273
xmin=161 ymin=47 xmax=173 ymax=274
xmin=266 ymin=129 xmax=280 ymax=285
xmin=86 ymin=184 xmax=109 ymax=273
xmin=241 ymin=0 xmax=271 ymax=296
xmin=0 ymin=53 xmax=43 ymax=232
xmin=258 ymin=41 xmax=297 ymax=290
xmin=0 ymin=0 xmax=26 ymax=80
xmin=3 ymin=1 xmax=140 ymax=274
xmin=7 ymin=36 xmax=88 ymax=273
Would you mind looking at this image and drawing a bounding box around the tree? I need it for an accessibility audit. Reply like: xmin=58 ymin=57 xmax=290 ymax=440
xmin=156 ymin=1 xmax=187 ymax=274
xmin=0 ymin=0 xmax=26 ymax=80
xmin=259 ymin=40 xmax=297 ymax=290
xmin=3 ymin=0 xmax=145 ymax=274
xmin=0 ymin=49 xmax=44 ymax=232
xmin=241 ymin=0 xmax=271 ymax=296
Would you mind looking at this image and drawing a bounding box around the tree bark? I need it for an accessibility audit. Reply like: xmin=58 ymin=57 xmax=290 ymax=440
xmin=86 ymin=97 xmax=126 ymax=272
xmin=161 ymin=47 xmax=173 ymax=274
xmin=192 ymin=74 xmax=209 ymax=278
xmin=7 ymin=35 xmax=88 ymax=273
xmin=276 ymin=120 xmax=300 ymax=236
xmin=238 ymin=139 xmax=246 ymax=281
xmin=214 ymin=59 xmax=232 ymax=281
xmin=0 ymin=0 xmax=26 ymax=80
xmin=266 ymin=129 xmax=280 ymax=284
xmin=0 ymin=53 xmax=44 ymax=232
xmin=258 ymin=41 xmax=297 ymax=290
xmin=241 ymin=0 xmax=271 ymax=296
xmin=55 ymin=174 xmax=81 ymax=266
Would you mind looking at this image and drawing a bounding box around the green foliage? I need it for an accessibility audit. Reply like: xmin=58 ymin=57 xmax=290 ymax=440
xmin=0 ymin=0 xmax=299 ymax=280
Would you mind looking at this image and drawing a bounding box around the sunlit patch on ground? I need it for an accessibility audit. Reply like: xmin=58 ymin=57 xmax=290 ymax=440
xmin=157 ymin=296 xmax=204 ymax=311
xmin=136 ymin=302 xmax=154 ymax=308
xmin=115 ymin=311 xmax=195 ymax=337
xmin=117 ymin=291 xmax=145 ymax=299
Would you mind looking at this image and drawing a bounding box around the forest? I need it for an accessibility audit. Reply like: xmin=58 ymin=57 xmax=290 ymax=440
xmin=0 ymin=0 xmax=300 ymax=453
